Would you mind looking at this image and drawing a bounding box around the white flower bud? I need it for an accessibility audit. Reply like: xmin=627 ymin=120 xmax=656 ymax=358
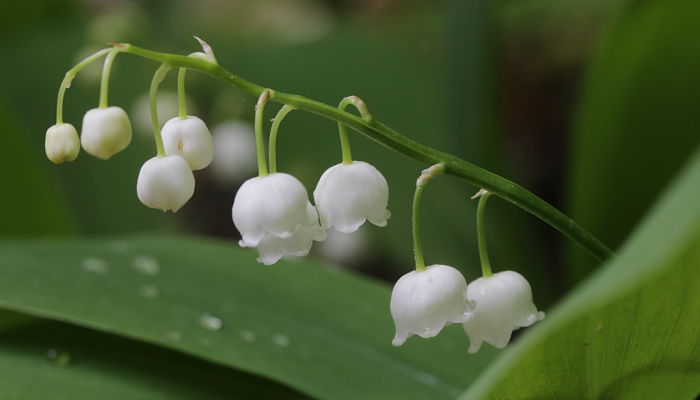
xmin=81 ymin=106 xmax=132 ymax=159
xmin=209 ymin=121 xmax=257 ymax=185
xmin=390 ymin=265 xmax=473 ymax=346
xmin=463 ymin=270 xmax=545 ymax=353
xmin=136 ymin=155 xmax=195 ymax=212
xmin=45 ymin=123 xmax=80 ymax=164
xmin=232 ymin=172 xmax=326 ymax=265
xmin=161 ymin=116 xmax=213 ymax=170
xmin=313 ymin=161 xmax=390 ymax=233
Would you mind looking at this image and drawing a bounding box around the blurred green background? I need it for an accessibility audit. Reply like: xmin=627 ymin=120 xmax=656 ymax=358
xmin=2 ymin=0 xmax=699 ymax=301
xmin=1 ymin=0 xmax=699 ymax=398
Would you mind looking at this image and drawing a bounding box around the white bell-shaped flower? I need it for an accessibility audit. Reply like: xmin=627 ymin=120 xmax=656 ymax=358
xmin=390 ymin=264 xmax=473 ymax=346
xmin=313 ymin=161 xmax=390 ymax=233
xmin=232 ymin=172 xmax=326 ymax=265
xmin=463 ymin=270 xmax=545 ymax=353
xmin=45 ymin=123 xmax=80 ymax=164
xmin=161 ymin=116 xmax=213 ymax=170
xmin=81 ymin=106 xmax=132 ymax=159
xmin=136 ymin=155 xmax=195 ymax=212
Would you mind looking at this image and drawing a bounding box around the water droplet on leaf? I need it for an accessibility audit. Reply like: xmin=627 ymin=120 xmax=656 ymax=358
xmin=199 ymin=313 xmax=223 ymax=331
xmin=272 ymin=334 xmax=290 ymax=347
xmin=82 ymin=257 xmax=109 ymax=274
xmin=133 ymin=255 xmax=160 ymax=276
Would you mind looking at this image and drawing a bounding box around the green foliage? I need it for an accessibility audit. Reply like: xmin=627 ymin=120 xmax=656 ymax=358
xmin=0 ymin=236 xmax=496 ymax=400
xmin=0 ymin=316 xmax=308 ymax=399
xmin=460 ymin=148 xmax=700 ymax=399
xmin=567 ymin=0 xmax=700 ymax=281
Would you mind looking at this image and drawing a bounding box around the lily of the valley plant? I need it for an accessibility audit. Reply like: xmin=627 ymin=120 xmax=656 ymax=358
xmin=45 ymin=38 xmax=610 ymax=353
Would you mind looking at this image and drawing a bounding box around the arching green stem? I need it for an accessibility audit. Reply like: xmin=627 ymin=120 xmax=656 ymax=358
xmin=149 ymin=63 xmax=172 ymax=157
xmin=55 ymin=47 xmax=111 ymax=125
xmin=112 ymin=43 xmax=614 ymax=263
xmin=98 ymin=48 xmax=119 ymax=109
xmin=413 ymin=163 xmax=446 ymax=271
xmin=337 ymin=96 xmax=373 ymax=164
xmin=474 ymin=189 xmax=493 ymax=277
xmin=177 ymin=67 xmax=188 ymax=119
xmin=255 ymin=90 xmax=273 ymax=177
xmin=268 ymin=105 xmax=296 ymax=174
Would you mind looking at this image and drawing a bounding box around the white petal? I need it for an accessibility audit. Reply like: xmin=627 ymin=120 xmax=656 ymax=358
xmin=390 ymin=264 xmax=472 ymax=346
xmin=136 ymin=155 xmax=195 ymax=212
xmin=313 ymin=161 xmax=390 ymax=233
xmin=81 ymin=106 xmax=132 ymax=159
xmin=463 ymin=270 xmax=545 ymax=353
xmin=162 ymin=116 xmax=213 ymax=170
xmin=232 ymin=173 xmax=313 ymax=246
xmin=45 ymin=123 xmax=80 ymax=164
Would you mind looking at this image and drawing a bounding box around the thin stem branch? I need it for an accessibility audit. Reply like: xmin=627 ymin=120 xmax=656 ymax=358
xmin=255 ymin=90 xmax=273 ymax=177
xmin=474 ymin=189 xmax=493 ymax=277
xmin=114 ymin=43 xmax=614 ymax=262
xmin=412 ymin=184 xmax=426 ymax=271
xmin=413 ymin=164 xmax=446 ymax=271
xmin=268 ymin=105 xmax=296 ymax=174
xmin=336 ymin=96 xmax=372 ymax=164
xmin=98 ymin=48 xmax=119 ymax=108
xmin=149 ymin=63 xmax=171 ymax=157
xmin=55 ymin=47 xmax=111 ymax=124
xmin=177 ymin=67 xmax=188 ymax=119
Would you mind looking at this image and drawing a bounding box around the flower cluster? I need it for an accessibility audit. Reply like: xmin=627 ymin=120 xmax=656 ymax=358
xmin=231 ymin=93 xmax=390 ymax=264
xmin=390 ymin=267 xmax=544 ymax=352
xmin=47 ymin=42 xmax=548 ymax=355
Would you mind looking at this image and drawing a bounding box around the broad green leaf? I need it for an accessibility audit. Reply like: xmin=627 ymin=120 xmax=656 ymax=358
xmin=0 ymin=235 xmax=496 ymax=400
xmin=567 ymin=0 xmax=700 ymax=281
xmin=460 ymin=147 xmax=700 ymax=399
xmin=0 ymin=315 xmax=308 ymax=399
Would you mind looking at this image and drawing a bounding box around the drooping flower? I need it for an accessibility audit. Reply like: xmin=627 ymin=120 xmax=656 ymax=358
xmin=81 ymin=106 xmax=132 ymax=159
xmin=161 ymin=116 xmax=213 ymax=170
xmin=313 ymin=161 xmax=390 ymax=233
xmin=232 ymin=172 xmax=326 ymax=265
xmin=136 ymin=155 xmax=195 ymax=212
xmin=45 ymin=123 xmax=80 ymax=164
xmin=462 ymin=270 xmax=545 ymax=353
xmin=390 ymin=264 xmax=473 ymax=346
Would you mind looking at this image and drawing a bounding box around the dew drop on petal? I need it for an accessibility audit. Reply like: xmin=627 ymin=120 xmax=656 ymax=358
xmin=82 ymin=257 xmax=109 ymax=274
xmin=133 ymin=255 xmax=160 ymax=276
xmin=240 ymin=330 xmax=256 ymax=343
xmin=199 ymin=313 xmax=223 ymax=331
xmin=46 ymin=348 xmax=71 ymax=366
xmin=139 ymin=284 xmax=160 ymax=299
xmin=272 ymin=333 xmax=290 ymax=347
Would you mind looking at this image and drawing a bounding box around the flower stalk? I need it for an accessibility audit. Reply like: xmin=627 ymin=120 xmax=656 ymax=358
xmin=413 ymin=163 xmax=445 ymax=271
xmin=177 ymin=67 xmax=188 ymax=119
xmin=337 ymin=96 xmax=372 ymax=164
xmin=98 ymin=48 xmax=119 ymax=109
xmin=149 ymin=63 xmax=172 ymax=157
xmin=254 ymin=90 xmax=273 ymax=177
xmin=268 ymin=104 xmax=296 ymax=174
xmin=473 ymin=189 xmax=493 ymax=277
xmin=112 ymin=43 xmax=613 ymax=262
xmin=55 ymin=47 xmax=112 ymax=125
